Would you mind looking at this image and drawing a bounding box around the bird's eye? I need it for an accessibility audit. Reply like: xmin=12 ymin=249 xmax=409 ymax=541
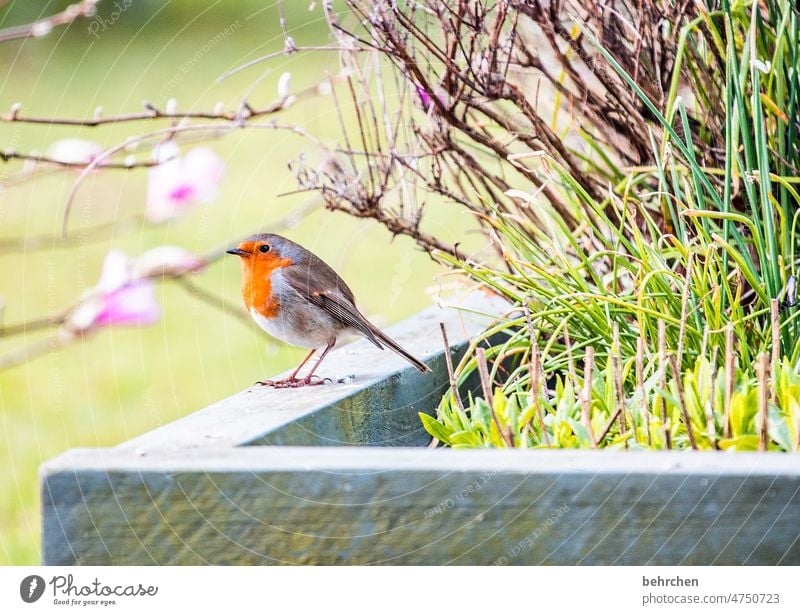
xmin=259 ymin=244 xmax=271 ymax=254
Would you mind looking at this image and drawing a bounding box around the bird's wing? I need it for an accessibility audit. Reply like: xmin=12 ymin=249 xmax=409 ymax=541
xmin=281 ymin=257 xmax=384 ymax=348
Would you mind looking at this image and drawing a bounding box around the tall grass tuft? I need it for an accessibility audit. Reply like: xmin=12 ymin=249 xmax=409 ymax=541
xmin=421 ymin=1 xmax=800 ymax=451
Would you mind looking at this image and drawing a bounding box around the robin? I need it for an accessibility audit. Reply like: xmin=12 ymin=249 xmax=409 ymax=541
xmin=227 ymin=233 xmax=431 ymax=387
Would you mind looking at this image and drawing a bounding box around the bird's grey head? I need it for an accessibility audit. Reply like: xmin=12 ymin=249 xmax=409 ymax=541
xmin=225 ymin=233 xmax=304 ymax=262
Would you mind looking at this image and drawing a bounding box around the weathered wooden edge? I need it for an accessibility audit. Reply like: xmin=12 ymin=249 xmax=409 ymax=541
xmin=41 ymin=449 xmax=800 ymax=565
xmin=40 ymin=446 xmax=800 ymax=476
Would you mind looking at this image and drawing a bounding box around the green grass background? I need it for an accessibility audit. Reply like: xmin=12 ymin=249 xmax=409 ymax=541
xmin=0 ymin=1 xmax=470 ymax=564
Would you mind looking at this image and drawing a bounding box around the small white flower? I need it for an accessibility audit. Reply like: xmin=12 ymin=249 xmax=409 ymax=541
xmin=277 ymin=72 xmax=292 ymax=98
xmin=32 ymin=21 xmax=53 ymax=37
xmin=46 ymin=139 xmax=102 ymax=165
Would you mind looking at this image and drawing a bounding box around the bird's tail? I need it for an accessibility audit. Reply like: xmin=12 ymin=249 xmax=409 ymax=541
xmin=368 ymin=325 xmax=431 ymax=373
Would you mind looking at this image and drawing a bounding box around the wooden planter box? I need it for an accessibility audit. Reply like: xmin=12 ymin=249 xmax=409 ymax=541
xmin=41 ymin=296 xmax=800 ymax=565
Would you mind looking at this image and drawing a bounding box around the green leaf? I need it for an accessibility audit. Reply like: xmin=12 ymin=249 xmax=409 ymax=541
xmin=419 ymin=413 xmax=453 ymax=446
xmin=768 ymin=405 xmax=793 ymax=452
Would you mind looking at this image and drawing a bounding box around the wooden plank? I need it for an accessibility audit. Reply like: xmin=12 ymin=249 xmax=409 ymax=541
xmin=42 ymin=448 xmax=800 ymax=565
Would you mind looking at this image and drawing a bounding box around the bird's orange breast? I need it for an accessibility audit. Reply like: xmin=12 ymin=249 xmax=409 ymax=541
xmin=240 ymin=255 xmax=293 ymax=317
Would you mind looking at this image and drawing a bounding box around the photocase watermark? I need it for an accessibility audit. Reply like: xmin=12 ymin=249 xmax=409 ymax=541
xmin=423 ymin=472 xmax=495 ymax=518
xmin=492 ymin=503 xmax=571 ymax=565
xmin=19 ymin=575 xmax=46 ymax=603
xmin=19 ymin=573 xmax=158 ymax=607
xmin=87 ymin=0 xmax=132 ymax=39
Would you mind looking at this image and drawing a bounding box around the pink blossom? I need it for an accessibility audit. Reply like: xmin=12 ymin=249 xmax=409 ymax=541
xmin=67 ymin=250 xmax=160 ymax=332
xmin=415 ymin=84 xmax=448 ymax=114
xmin=146 ymin=143 xmax=225 ymax=223
xmin=93 ymin=280 xmax=160 ymax=327
xmin=416 ymin=85 xmax=433 ymax=111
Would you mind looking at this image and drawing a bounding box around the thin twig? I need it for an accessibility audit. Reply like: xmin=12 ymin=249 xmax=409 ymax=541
xmin=0 ymin=0 xmax=99 ymax=44
xmin=217 ymin=46 xmax=364 ymax=82
xmin=0 ymin=150 xmax=161 ymax=169
xmin=2 ymin=99 xmax=283 ymax=128
xmin=439 ymin=322 xmax=464 ymax=411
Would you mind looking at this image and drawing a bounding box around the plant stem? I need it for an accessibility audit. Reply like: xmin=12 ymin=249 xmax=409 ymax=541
xmin=440 ymin=322 xmax=464 ymax=412
xmin=723 ymin=323 xmax=735 ymax=439
xmin=771 ymin=298 xmax=780 ymax=405
xmin=582 ymin=346 xmax=597 ymax=448
xmin=659 ymin=320 xmax=671 ymax=449
xmin=757 ymin=352 xmax=769 ymax=452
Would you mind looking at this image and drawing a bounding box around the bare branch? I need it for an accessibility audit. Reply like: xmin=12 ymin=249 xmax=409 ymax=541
xmin=0 ymin=0 xmax=100 ymax=44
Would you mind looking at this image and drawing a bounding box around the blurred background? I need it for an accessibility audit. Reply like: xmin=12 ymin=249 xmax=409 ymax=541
xmin=0 ymin=1 xmax=469 ymax=564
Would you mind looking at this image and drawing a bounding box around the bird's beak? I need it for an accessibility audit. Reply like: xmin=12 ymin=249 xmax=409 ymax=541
xmin=226 ymin=248 xmax=250 ymax=257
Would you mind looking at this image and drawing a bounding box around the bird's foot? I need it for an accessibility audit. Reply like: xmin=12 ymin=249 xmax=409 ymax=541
xmin=255 ymin=375 xmax=331 ymax=388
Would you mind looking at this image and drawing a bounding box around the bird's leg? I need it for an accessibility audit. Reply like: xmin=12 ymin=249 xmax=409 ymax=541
xmin=256 ymin=348 xmax=316 ymax=387
xmin=296 ymin=339 xmax=336 ymax=385
xmin=256 ymin=343 xmax=335 ymax=388
xmin=289 ymin=348 xmax=317 ymax=380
